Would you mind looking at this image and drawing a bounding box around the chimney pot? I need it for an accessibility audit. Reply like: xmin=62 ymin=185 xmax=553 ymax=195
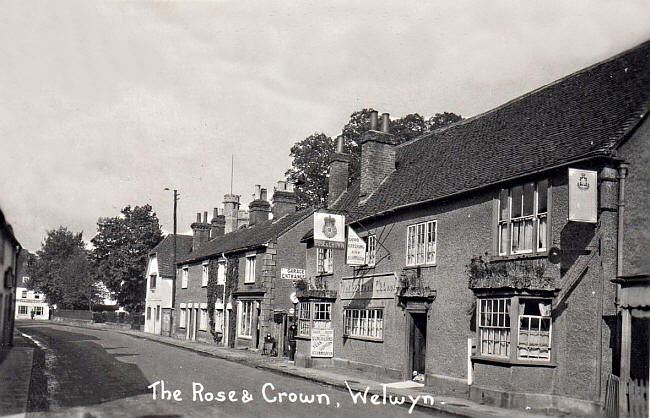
xmin=196 ymin=212 xmax=201 ymax=222
xmin=203 ymin=211 xmax=208 ymax=223
xmin=213 ymin=207 xmax=219 ymax=219
xmin=370 ymin=111 xmax=379 ymax=131
xmin=254 ymin=184 xmax=261 ymax=200
xmin=381 ymin=113 xmax=390 ymax=133
xmin=260 ymin=188 xmax=267 ymax=201
xmin=336 ymin=136 xmax=344 ymax=154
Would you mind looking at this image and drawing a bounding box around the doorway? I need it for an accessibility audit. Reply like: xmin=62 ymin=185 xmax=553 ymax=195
xmin=409 ymin=312 xmax=427 ymax=376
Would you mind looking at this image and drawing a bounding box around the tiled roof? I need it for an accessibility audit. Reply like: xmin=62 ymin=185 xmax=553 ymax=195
xmin=332 ymin=40 xmax=650 ymax=225
xmin=151 ymin=234 xmax=193 ymax=277
xmin=179 ymin=208 xmax=314 ymax=264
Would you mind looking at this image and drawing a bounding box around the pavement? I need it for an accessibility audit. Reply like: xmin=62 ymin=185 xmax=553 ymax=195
xmin=0 ymin=333 xmax=34 ymax=416
xmin=3 ymin=319 xmax=554 ymax=418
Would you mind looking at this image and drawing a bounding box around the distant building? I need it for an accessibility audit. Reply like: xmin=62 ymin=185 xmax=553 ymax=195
xmin=144 ymin=233 xmax=192 ymax=335
xmin=0 ymin=206 xmax=21 ymax=346
xmin=14 ymin=250 xmax=49 ymax=320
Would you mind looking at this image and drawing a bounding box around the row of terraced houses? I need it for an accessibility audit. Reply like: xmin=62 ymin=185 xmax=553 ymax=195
xmin=143 ymin=41 xmax=650 ymax=417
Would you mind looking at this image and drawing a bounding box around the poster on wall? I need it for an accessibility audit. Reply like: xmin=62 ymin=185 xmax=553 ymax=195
xmin=313 ymin=211 xmax=345 ymax=249
xmin=346 ymin=226 xmax=366 ymax=265
xmin=568 ymin=168 xmax=597 ymax=223
xmin=311 ymin=328 xmax=334 ymax=358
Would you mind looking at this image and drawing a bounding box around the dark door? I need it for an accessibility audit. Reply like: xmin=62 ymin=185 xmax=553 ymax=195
xmin=410 ymin=312 xmax=427 ymax=375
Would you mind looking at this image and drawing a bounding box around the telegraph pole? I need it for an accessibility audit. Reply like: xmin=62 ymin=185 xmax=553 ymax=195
xmin=165 ymin=188 xmax=179 ymax=337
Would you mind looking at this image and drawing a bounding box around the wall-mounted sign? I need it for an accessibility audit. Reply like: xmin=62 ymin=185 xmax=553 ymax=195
xmin=346 ymin=226 xmax=366 ymax=266
xmin=339 ymin=274 xmax=397 ymax=300
xmin=311 ymin=328 xmax=334 ymax=358
xmin=281 ymin=268 xmax=306 ymax=280
xmin=568 ymin=168 xmax=597 ymax=223
xmin=313 ymin=211 xmax=345 ymax=249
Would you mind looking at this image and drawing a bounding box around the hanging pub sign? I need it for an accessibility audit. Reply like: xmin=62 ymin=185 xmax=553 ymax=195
xmin=568 ymin=168 xmax=597 ymax=223
xmin=313 ymin=211 xmax=345 ymax=249
xmin=346 ymin=226 xmax=366 ymax=265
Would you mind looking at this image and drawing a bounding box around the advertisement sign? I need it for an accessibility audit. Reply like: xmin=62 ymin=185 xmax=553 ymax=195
xmin=281 ymin=268 xmax=306 ymax=280
xmin=339 ymin=274 xmax=398 ymax=299
xmin=346 ymin=226 xmax=366 ymax=265
xmin=313 ymin=211 xmax=345 ymax=249
xmin=311 ymin=328 xmax=334 ymax=358
xmin=568 ymin=168 xmax=597 ymax=223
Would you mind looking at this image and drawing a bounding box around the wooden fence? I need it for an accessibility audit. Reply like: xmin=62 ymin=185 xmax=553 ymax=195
xmin=605 ymin=374 xmax=648 ymax=418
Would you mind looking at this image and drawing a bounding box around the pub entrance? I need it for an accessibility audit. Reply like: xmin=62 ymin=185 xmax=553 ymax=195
xmin=409 ymin=312 xmax=427 ymax=376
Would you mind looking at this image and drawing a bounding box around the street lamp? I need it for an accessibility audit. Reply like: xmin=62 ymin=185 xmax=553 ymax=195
xmin=164 ymin=188 xmax=179 ymax=337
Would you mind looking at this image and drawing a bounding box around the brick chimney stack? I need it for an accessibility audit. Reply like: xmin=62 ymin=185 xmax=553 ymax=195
xmin=272 ymin=180 xmax=297 ymax=219
xmin=223 ymin=194 xmax=242 ymax=234
xmin=248 ymin=185 xmax=271 ymax=226
xmin=359 ymin=111 xmax=396 ymax=203
xmin=191 ymin=212 xmax=211 ymax=252
xmin=210 ymin=207 xmax=226 ymax=239
xmin=327 ymin=136 xmax=351 ymax=209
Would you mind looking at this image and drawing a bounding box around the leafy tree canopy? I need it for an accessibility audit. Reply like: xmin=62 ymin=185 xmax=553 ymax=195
xmin=286 ymin=108 xmax=462 ymax=207
xmin=91 ymin=204 xmax=163 ymax=313
xmin=27 ymin=227 xmax=100 ymax=310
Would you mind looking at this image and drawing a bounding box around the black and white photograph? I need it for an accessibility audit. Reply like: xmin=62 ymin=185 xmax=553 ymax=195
xmin=1 ymin=1 xmax=649 ymax=417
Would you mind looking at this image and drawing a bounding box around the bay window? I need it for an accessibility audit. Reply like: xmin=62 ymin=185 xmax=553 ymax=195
xmin=498 ymin=179 xmax=548 ymax=256
xmin=299 ymin=301 xmax=332 ymax=337
xmin=406 ymin=220 xmax=437 ymax=266
xmin=477 ymin=296 xmax=552 ymax=362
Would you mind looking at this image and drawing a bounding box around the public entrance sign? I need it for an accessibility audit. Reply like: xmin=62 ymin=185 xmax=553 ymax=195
xmin=568 ymin=168 xmax=597 ymax=223
xmin=311 ymin=328 xmax=334 ymax=358
xmin=346 ymin=226 xmax=366 ymax=265
xmin=313 ymin=211 xmax=345 ymax=249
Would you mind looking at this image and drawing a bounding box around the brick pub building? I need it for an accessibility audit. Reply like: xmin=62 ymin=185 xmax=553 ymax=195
xmin=296 ymin=41 xmax=650 ymax=416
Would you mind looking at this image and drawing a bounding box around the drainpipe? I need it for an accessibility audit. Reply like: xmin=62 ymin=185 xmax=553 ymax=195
xmin=616 ymin=163 xmax=629 ymax=285
xmin=616 ymin=163 xmax=629 ymax=414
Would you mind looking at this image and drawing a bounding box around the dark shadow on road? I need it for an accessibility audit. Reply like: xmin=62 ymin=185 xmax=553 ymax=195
xmin=16 ymin=325 xmax=152 ymax=413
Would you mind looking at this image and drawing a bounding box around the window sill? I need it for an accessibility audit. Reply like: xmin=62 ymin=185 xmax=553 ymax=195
xmin=471 ymin=355 xmax=556 ymax=367
xmin=237 ymin=335 xmax=252 ymax=340
xmin=343 ymin=335 xmax=384 ymax=343
xmin=403 ymin=264 xmax=436 ymax=269
xmin=295 ymin=335 xmax=311 ymax=340
xmin=490 ymin=253 xmax=548 ymax=262
xmin=316 ymin=273 xmax=334 ymax=277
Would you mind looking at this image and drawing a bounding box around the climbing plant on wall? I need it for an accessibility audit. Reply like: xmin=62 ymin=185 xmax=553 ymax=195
xmin=206 ymin=260 xmax=220 ymax=342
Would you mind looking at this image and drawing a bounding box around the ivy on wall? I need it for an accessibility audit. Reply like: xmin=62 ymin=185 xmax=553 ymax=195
xmin=204 ymin=257 xmax=239 ymax=343
xmin=467 ymin=255 xmax=555 ymax=290
xmin=206 ymin=260 xmax=221 ymax=342
xmin=225 ymin=258 xmax=238 ymax=346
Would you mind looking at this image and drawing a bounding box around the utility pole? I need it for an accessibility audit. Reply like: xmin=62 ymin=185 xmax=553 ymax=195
xmin=165 ymin=188 xmax=179 ymax=337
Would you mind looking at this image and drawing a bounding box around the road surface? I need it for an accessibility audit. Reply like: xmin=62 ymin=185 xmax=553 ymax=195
xmin=10 ymin=322 xmax=453 ymax=418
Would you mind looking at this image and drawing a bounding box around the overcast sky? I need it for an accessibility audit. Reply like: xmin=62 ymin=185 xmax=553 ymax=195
xmin=1 ymin=0 xmax=649 ymax=251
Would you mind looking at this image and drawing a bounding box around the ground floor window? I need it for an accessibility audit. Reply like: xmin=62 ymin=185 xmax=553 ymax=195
xmin=299 ymin=302 xmax=311 ymax=337
xmin=179 ymin=308 xmax=186 ymax=328
xmin=34 ymin=306 xmax=43 ymax=316
xmin=343 ymin=308 xmax=383 ymax=340
xmin=18 ymin=305 xmax=28 ymax=315
xmin=200 ymin=309 xmax=208 ymax=331
xmin=477 ymin=296 xmax=551 ymax=361
xmin=147 ymin=307 xmax=152 ymax=320
xmin=299 ymin=301 xmax=332 ymax=337
xmin=238 ymin=301 xmax=255 ymax=338
xmin=214 ymin=308 xmax=224 ymax=332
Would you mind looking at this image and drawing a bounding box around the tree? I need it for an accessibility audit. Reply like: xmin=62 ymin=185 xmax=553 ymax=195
xmin=286 ymin=108 xmax=462 ymax=206
xmin=27 ymin=227 xmax=100 ymax=310
xmin=91 ymin=205 xmax=163 ymax=313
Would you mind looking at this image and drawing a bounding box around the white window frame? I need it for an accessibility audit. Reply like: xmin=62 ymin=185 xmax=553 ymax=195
xmin=343 ymin=308 xmax=384 ymax=340
xmin=299 ymin=301 xmax=332 ymax=338
xmin=21 ymin=290 xmax=27 ymax=298
xmin=181 ymin=266 xmax=189 ymax=289
xmin=366 ymin=235 xmax=377 ymax=267
xmin=498 ymin=180 xmax=549 ymax=256
xmin=406 ymin=220 xmax=437 ymax=266
xmin=245 ymin=255 xmax=256 ymax=284
xmin=179 ymin=308 xmax=186 ymax=327
xmin=147 ymin=306 xmax=152 ymax=320
xmin=478 ymin=298 xmax=511 ymax=359
xmin=34 ymin=306 xmax=43 ymax=316
xmin=201 ymin=262 xmax=209 ymax=287
xmin=517 ymin=298 xmax=552 ymax=361
xmin=214 ymin=306 xmax=224 ymax=332
xmin=18 ymin=305 xmax=28 ymax=315
xmin=316 ymin=248 xmax=333 ymax=274
xmin=199 ymin=308 xmax=208 ymax=331
xmin=298 ymin=302 xmax=311 ymax=337
xmin=150 ymin=274 xmax=157 ymax=289
xmin=237 ymin=300 xmax=255 ymax=338
xmin=217 ymin=262 xmax=226 ymax=285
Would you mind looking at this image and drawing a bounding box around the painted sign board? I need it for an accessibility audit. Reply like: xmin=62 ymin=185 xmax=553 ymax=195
xmin=346 ymin=226 xmax=366 ymax=265
xmin=313 ymin=212 xmax=345 ymax=249
xmin=281 ymin=268 xmax=306 ymax=280
xmin=311 ymin=328 xmax=334 ymax=358
xmin=568 ymin=168 xmax=597 ymax=223
xmin=339 ymin=274 xmax=398 ymax=300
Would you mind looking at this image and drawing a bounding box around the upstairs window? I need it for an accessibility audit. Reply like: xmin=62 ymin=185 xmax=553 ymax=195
xmin=21 ymin=290 xmax=27 ymax=298
xmin=217 ymin=262 xmax=226 ymax=285
xmin=245 ymin=255 xmax=256 ymax=284
xmin=201 ymin=263 xmax=209 ymax=287
xmin=150 ymin=274 xmax=157 ymax=289
xmin=317 ymin=248 xmax=333 ymax=274
xmin=366 ymin=235 xmax=377 ymax=267
xmin=181 ymin=267 xmax=188 ymax=289
xmin=498 ymin=180 xmax=548 ymax=256
xmin=406 ymin=220 xmax=437 ymax=266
